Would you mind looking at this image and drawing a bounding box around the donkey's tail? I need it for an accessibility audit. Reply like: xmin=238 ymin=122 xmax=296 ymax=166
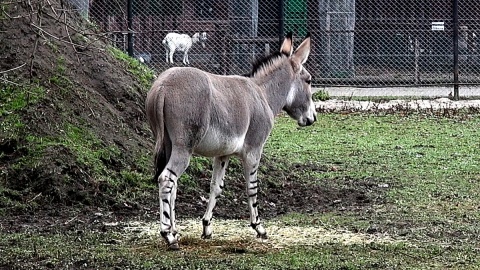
xmin=146 ymin=86 xmax=169 ymax=183
xmin=153 ymin=140 xmax=167 ymax=183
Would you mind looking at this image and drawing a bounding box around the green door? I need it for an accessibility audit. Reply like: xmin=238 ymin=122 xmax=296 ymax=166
xmin=285 ymin=0 xmax=307 ymax=37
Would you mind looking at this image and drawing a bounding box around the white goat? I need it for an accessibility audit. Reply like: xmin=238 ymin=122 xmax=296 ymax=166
xmin=162 ymin=32 xmax=207 ymax=65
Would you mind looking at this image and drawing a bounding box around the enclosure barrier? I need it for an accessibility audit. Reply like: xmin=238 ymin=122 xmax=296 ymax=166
xmin=81 ymin=0 xmax=480 ymax=98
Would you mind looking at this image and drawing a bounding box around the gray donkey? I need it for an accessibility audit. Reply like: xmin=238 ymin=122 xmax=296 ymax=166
xmin=145 ymin=32 xmax=316 ymax=250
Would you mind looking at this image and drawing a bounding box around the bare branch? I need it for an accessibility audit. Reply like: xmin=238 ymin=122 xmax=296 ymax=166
xmin=0 ymin=76 xmax=21 ymax=86
xmin=45 ymin=0 xmax=58 ymax=16
xmin=0 ymin=63 xmax=27 ymax=74
xmin=62 ymin=9 xmax=80 ymax=62
xmin=30 ymin=22 xmax=88 ymax=50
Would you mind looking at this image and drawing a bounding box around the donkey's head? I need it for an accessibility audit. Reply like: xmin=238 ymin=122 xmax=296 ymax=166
xmin=281 ymin=32 xmax=317 ymax=126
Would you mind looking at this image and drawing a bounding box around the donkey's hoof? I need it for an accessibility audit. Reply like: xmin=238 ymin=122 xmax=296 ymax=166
xmin=167 ymin=242 xmax=180 ymax=251
xmin=257 ymin=233 xmax=268 ymax=239
xmin=201 ymin=233 xmax=212 ymax=239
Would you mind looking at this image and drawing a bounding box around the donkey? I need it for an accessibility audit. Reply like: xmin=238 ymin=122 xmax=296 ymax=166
xmin=162 ymin=32 xmax=207 ymax=65
xmin=146 ymin=32 xmax=316 ymax=250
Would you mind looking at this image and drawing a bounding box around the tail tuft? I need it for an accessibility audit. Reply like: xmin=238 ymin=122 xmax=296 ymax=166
xmin=153 ymin=146 xmax=167 ymax=183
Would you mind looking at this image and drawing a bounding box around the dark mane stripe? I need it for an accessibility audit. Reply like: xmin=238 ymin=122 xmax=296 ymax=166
xmin=245 ymin=51 xmax=289 ymax=77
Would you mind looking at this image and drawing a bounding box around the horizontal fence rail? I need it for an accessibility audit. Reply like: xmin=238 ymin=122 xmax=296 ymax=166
xmin=83 ymin=0 xmax=480 ymax=94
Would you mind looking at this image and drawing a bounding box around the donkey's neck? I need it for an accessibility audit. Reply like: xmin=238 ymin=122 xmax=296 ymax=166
xmin=252 ymin=65 xmax=292 ymax=115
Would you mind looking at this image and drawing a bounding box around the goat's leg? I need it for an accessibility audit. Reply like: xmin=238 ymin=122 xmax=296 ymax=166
xmin=165 ymin=48 xmax=169 ymax=63
xmin=201 ymin=156 xmax=229 ymax=239
xmin=182 ymin=51 xmax=188 ymax=65
xmin=169 ymin=49 xmax=175 ymax=64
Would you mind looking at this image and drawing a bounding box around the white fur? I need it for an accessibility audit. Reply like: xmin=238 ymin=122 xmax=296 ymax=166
xmin=194 ymin=128 xmax=246 ymax=157
xmin=286 ymin=84 xmax=298 ymax=106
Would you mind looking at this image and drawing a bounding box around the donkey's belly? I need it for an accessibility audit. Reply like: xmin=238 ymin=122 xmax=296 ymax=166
xmin=193 ymin=129 xmax=245 ymax=157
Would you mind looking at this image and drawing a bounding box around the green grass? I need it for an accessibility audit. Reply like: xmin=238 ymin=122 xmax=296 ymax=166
xmin=18 ymin=123 xmax=120 ymax=177
xmin=0 ymin=82 xmax=45 ymax=153
xmin=268 ymin=114 xmax=480 ymax=241
xmin=108 ymin=47 xmax=156 ymax=89
xmin=312 ymin=89 xmax=330 ymax=101
xmin=0 ymin=83 xmax=46 ymax=117
xmin=2 ymin=113 xmax=480 ymax=269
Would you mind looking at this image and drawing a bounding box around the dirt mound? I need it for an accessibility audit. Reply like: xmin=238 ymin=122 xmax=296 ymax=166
xmin=0 ymin=0 xmax=155 ymax=213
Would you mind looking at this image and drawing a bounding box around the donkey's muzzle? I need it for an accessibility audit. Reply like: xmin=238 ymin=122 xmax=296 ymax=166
xmin=305 ymin=112 xmax=317 ymax=126
xmin=305 ymin=117 xmax=315 ymax=126
xmin=298 ymin=116 xmax=316 ymax=126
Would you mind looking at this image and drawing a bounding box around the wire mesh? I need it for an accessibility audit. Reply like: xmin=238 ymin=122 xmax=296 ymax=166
xmin=87 ymin=0 xmax=480 ymax=88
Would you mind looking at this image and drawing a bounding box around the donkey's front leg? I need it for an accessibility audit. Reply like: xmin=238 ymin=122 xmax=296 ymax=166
xmin=242 ymin=153 xmax=267 ymax=239
xmin=201 ymin=156 xmax=229 ymax=239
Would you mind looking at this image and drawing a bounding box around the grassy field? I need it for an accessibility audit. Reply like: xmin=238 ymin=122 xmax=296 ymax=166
xmin=1 ymin=112 xmax=480 ymax=269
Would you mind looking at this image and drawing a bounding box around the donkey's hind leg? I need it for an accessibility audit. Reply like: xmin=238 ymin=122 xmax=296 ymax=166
xmin=201 ymin=156 xmax=230 ymax=239
xmin=158 ymin=149 xmax=191 ymax=250
xmin=242 ymin=151 xmax=267 ymax=239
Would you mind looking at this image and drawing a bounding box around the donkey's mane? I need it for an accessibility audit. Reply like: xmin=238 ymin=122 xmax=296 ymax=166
xmin=245 ymin=51 xmax=289 ymax=77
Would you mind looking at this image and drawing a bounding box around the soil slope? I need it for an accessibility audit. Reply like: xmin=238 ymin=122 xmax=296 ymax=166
xmin=0 ymin=0 xmax=155 ymax=214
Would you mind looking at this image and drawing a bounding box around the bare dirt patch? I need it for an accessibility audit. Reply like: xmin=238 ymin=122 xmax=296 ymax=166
xmin=122 ymin=218 xmax=401 ymax=252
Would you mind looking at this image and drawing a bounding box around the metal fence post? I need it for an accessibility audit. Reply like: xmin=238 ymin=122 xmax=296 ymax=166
xmin=278 ymin=0 xmax=284 ymax=46
xmin=453 ymin=0 xmax=459 ymax=100
xmin=127 ymin=0 xmax=134 ymax=57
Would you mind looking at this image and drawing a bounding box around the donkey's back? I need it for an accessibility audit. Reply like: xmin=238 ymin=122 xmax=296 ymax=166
xmin=146 ymin=67 xmax=273 ymax=158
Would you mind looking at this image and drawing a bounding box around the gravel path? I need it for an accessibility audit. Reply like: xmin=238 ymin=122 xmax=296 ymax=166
xmin=318 ymin=86 xmax=480 ymax=97
xmin=315 ymin=97 xmax=480 ymax=112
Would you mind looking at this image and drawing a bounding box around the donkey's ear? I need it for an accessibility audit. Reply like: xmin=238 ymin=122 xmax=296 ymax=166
xmin=280 ymin=32 xmax=294 ymax=56
xmin=293 ymin=32 xmax=311 ymax=65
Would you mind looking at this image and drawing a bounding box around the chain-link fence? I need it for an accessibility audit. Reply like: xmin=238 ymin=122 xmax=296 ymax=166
xmin=85 ymin=0 xmax=480 ymax=93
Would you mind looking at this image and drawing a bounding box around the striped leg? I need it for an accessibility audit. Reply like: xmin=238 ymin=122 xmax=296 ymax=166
xmin=158 ymin=152 xmax=190 ymax=250
xmin=202 ymin=156 xmax=229 ymax=239
xmin=242 ymin=152 xmax=267 ymax=239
